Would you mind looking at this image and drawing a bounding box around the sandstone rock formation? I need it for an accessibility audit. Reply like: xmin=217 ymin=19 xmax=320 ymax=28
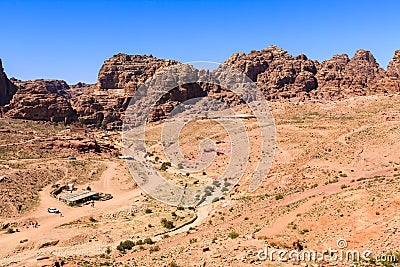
xmin=224 ymin=46 xmax=400 ymax=101
xmin=0 ymin=59 xmax=18 ymax=106
xmin=98 ymin=53 xmax=178 ymax=92
xmin=2 ymin=48 xmax=400 ymax=128
xmin=313 ymin=50 xmax=388 ymax=99
xmin=387 ymin=50 xmax=400 ymax=78
xmin=5 ymin=79 xmax=77 ymax=123
xmin=223 ymin=46 xmax=318 ymax=101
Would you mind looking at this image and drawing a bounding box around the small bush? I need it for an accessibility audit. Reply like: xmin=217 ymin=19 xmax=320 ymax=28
xmin=149 ymin=245 xmax=160 ymax=253
xmin=299 ymin=229 xmax=310 ymax=235
xmin=169 ymin=261 xmax=178 ymax=267
xmin=143 ymin=238 xmax=154 ymax=245
xmin=160 ymin=162 xmax=171 ymax=171
xmin=228 ymin=231 xmax=239 ymax=239
xmin=275 ymin=194 xmax=284 ymax=200
xmin=145 ymin=208 xmax=152 ymax=214
xmin=213 ymin=180 xmax=221 ymax=187
xmin=161 ymin=218 xmax=175 ymax=229
xmin=189 ymin=238 xmax=197 ymax=244
xmin=116 ymin=240 xmax=135 ymax=251
xmin=270 ymin=242 xmax=278 ymax=247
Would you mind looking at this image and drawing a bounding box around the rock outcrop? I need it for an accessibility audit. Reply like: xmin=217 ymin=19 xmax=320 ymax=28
xmin=0 ymin=59 xmax=18 ymax=106
xmin=387 ymin=50 xmax=400 ymax=78
xmin=223 ymin=46 xmax=318 ymax=101
xmin=72 ymin=54 xmax=181 ymax=129
xmin=224 ymin=46 xmax=400 ymax=101
xmin=313 ymin=50 xmax=389 ymax=99
xmin=5 ymin=79 xmax=77 ymax=123
xmin=98 ymin=53 xmax=178 ymax=92
xmin=3 ymin=48 xmax=400 ymax=127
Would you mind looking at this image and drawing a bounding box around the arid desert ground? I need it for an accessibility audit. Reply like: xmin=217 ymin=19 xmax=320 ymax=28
xmin=1 ymin=94 xmax=400 ymax=266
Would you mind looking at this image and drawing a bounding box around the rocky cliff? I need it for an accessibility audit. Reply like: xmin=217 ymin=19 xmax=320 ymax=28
xmin=2 ymin=47 xmax=400 ymax=127
xmin=5 ymin=79 xmax=77 ymax=123
xmin=223 ymin=46 xmax=400 ymax=101
xmin=0 ymin=59 xmax=18 ymax=106
xmin=223 ymin=46 xmax=318 ymax=101
xmin=98 ymin=53 xmax=178 ymax=92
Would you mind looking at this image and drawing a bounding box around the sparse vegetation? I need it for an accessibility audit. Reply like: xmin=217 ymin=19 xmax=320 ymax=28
xmin=143 ymin=238 xmax=154 ymax=245
xmin=228 ymin=231 xmax=239 ymax=239
xmin=116 ymin=240 xmax=135 ymax=252
xmin=149 ymin=245 xmax=160 ymax=253
xmin=161 ymin=218 xmax=175 ymax=229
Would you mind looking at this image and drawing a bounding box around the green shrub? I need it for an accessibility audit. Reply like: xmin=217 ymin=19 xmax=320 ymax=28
xmin=160 ymin=162 xmax=171 ymax=171
xmin=149 ymin=245 xmax=160 ymax=253
xmin=143 ymin=238 xmax=154 ymax=245
xmin=116 ymin=240 xmax=135 ymax=251
xmin=299 ymin=229 xmax=310 ymax=234
xmin=161 ymin=218 xmax=175 ymax=229
xmin=228 ymin=231 xmax=239 ymax=239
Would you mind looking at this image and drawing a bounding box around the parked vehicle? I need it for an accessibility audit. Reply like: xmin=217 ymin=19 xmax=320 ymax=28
xmin=47 ymin=208 xmax=60 ymax=214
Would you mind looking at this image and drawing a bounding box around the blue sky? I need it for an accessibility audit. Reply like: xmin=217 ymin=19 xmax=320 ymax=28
xmin=1 ymin=0 xmax=399 ymax=84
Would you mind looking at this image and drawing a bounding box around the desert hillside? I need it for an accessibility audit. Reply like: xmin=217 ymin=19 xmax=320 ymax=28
xmin=1 ymin=47 xmax=400 ymax=267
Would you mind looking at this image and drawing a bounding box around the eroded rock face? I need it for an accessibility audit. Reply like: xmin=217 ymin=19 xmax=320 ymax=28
xmin=0 ymin=59 xmax=18 ymax=106
xmin=224 ymin=47 xmax=400 ymax=101
xmin=3 ymin=48 xmax=400 ymax=128
xmin=5 ymin=79 xmax=77 ymax=123
xmin=312 ymin=50 xmax=390 ymax=99
xmin=69 ymin=89 xmax=105 ymax=127
xmin=315 ymin=54 xmax=350 ymax=91
xmin=387 ymin=50 xmax=400 ymax=78
xmin=223 ymin=46 xmax=318 ymax=101
xmin=336 ymin=50 xmax=385 ymax=92
xmin=98 ymin=53 xmax=178 ymax=92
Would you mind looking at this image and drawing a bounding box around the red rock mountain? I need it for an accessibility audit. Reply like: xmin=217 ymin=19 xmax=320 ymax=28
xmin=1 ymin=47 xmax=400 ymax=128
xmin=223 ymin=46 xmax=318 ymax=101
xmin=5 ymin=79 xmax=77 ymax=123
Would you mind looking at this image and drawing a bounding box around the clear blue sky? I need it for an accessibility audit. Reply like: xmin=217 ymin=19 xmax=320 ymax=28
xmin=1 ymin=0 xmax=399 ymax=84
